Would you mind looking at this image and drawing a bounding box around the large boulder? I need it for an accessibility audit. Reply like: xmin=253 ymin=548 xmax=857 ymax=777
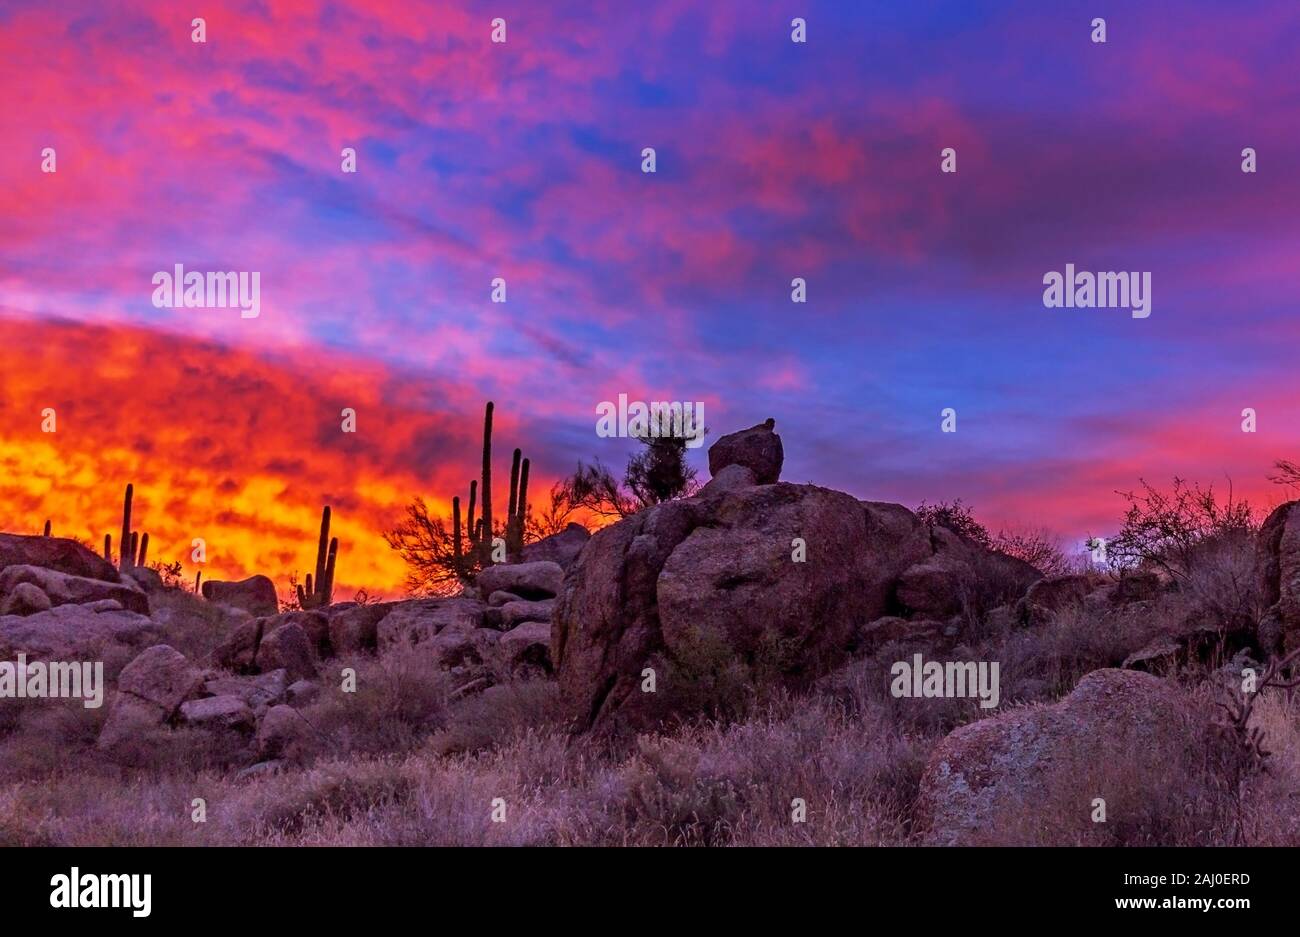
xmin=0 ymin=564 xmax=149 ymax=615
xmin=0 ymin=534 xmax=120 ymax=583
xmin=522 ymin=523 xmax=591 ymax=571
xmin=117 ymin=645 xmax=204 ymax=716
xmin=707 ymin=418 xmax=783 ymax=484
xmin=256 ymin=623 xmax=318 ymax=682
xmin=914 ymin=669 xmax=1208 ymax=845
xmin=1257 ymin=501 xmax=1300 ymax=654
xmin=553 ymin=483 xmax=933 ymax=733
xmin=0 ymin=582 xmax=52 ymax=617
xmin=98 ymin=645 xmax=204 ymax=751
xmin=0 ymin=604 xmax=162 ymax=660
xmin=258 ymin=611 xmax=330 ymax=656
xmin=202 ymin=575 xmax=279 ymax=618
xmin=476 ymin=562 xmax=563 ymax=602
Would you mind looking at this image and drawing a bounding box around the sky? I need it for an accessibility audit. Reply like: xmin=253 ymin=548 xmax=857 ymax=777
xmin=1 ymin=0 xmax=1298 ymax=597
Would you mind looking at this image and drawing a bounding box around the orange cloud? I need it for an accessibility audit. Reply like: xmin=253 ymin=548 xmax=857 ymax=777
xmin=0 ymin=314 xmax=550 ymax=599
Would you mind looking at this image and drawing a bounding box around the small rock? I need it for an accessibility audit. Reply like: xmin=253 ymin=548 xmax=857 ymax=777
xmin=256 ymin=705 xmax=311 ymax=758
xmin=497 ymin=620 xmax=553 ymax=674
xmin=204 ymin=669 xmax=289 ymax=711
xmin=286 ymin=679 xmax=320 ymax=705
xmin=180 ymin=695 xmax=255 ymax=732
xmin=235 ymin=760 xmax=285 ymax=782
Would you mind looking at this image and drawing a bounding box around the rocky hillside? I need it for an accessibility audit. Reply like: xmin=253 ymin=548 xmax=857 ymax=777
xmin=1 ymin=419 xmax=1297 ymax=845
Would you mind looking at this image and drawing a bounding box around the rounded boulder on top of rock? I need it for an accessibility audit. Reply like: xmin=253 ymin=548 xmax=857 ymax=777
xmin=201 ymin=575 xmax=279 ymax=619
xmin=707 ymin=418 xmax=783 ymax=484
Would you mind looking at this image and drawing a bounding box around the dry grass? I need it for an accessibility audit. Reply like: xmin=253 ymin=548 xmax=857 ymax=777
xmin=2 ymin=551 xmax=1299 ymax=846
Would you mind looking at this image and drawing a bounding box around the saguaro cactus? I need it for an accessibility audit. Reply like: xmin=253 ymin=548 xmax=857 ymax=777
xmin=445 ymin=401 xmax=535 ymax=580
xmin=297 ymin=506 xmax=339 ymax=609
xmin=506 ymin=449 xmax=530 ymax=558
xmin=113 ymin=483 xmax=150 ymax=571
xmin=43 ymin=519 xmax=51 ymax=537
xmin=479 ymin=401 xmax=494 ymax=565
xmin=120 ymin=484 xmax=134 ymax=571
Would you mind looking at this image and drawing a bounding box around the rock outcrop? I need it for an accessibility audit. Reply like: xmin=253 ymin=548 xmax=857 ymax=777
xmin=0 ymin=603 xmax=162 ymax=660
xmin=0 ymin=564 xmax=149 ymax=615
xmin=0 ymin=534 xmax=120 ymax=583
xmin=1257 ymin=500 xmax=1300 ymax=654
xmin=551 ymin=458 xmax=1037 ymax=732
xmin=914 ymin=669 xmax=1206 ymax=845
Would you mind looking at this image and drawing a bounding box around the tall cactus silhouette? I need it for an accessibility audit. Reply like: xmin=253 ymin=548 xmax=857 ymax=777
xmin=113 ymin=483 xmax=150 ymax=571
xmin=120 ymin=484 xmax=134 ymax=571
xmin=297 ymin=505 xmax=339 ymax=609
xmin=447 ymin=401 xmax=532 ymax=581
xmin=42 ymin=519 xmax=51 ymax=537
xmin=479 ymin=401 xmax=494 ymax=565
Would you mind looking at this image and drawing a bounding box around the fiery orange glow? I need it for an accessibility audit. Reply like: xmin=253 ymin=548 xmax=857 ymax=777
xmin=0 ymin=315 xmax=548 ymax=599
